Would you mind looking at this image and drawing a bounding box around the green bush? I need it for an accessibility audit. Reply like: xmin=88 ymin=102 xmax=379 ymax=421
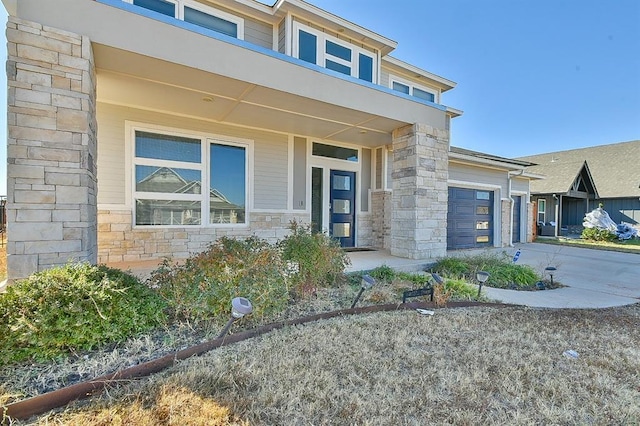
xmin=432 ymin=252 xmax=540 ymax=289
xmin=0 ymin=263 xmax=166 ymax=365
xmin=581 ymin=227 xmax=617 ymax=242
xmin=278 ymin=221 xmax=350 ymax=295
xmin=368 ymin=265 xmax=396 ymax=282
xmin=443 ymin=278 xmax=485 ymax=301
xmin=150 ymin=236 xmax=289 ymax=323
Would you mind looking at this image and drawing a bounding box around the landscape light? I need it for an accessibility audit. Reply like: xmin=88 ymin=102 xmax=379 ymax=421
xmin=431 ymin=273 xmax=444 ymax=285
xmin=350 ymin=274 xmax=376 ymax=308
xmin=545 ymin=266 xmax=557 ymax=287
xmin=476 ymin=271 xmax=490 ymax=298
xmin=218 ymin=297 xmax=253 ymax=339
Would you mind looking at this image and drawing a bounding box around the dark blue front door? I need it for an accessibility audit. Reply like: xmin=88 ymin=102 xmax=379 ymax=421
xmin=330 ymin=170 xmax=356 ymax=247
xmin=512 ymin=196 xmax=521 ymax=243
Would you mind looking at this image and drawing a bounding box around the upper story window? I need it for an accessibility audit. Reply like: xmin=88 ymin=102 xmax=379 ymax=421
xmin=126 ymin=0 xmax=244 ymax=39
xmin=390 ymin=75 xmax=438 ymax=103
xmin=293 ymin=22 xmax=377 ymax=83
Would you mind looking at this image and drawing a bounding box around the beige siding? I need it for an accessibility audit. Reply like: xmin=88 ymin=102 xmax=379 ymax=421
xmin=448 ymin=163 xmax=508 ymax=192
xmin=244 ymin=17 xmax=272 ymax=49
xmin=380 ymin=67 xmax=391 ymax=88
xmin=278 ymin=18 xmax=286 ymax=53
xmin=512 ymin=177 xmax=529 ymax=193
xmin=96 ymin=102 xmax=288 ymax=209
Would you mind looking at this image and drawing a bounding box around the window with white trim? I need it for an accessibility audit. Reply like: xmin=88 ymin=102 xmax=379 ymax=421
xmin=125 ymin=0 xmax=244 ymax=39
xmin=537 ymin=199 xmax=546 ymax=224
xmin=133 ymin=127 xmax=248 ymax=226
xmin=389 ymin=75 xmax=438 ymax=103
xmin=293 ymin=22 xmax=377 ymax=83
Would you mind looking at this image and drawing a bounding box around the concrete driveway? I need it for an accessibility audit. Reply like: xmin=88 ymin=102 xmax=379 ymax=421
xmin=472 ymin=243 xmax=640 ymax=308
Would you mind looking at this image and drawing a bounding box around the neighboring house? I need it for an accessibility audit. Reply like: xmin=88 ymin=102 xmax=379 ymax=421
xmin=519 ymin=140 xmax=640 ymax=236
xmin=2 ymin=0 xmax=538 ymax=280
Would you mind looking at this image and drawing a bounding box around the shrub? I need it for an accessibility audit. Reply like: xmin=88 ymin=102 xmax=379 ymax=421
xmin=431 ymin=252 xmax=540 ymax=289
xmin=581 ymin=227 xmax=617 ymax=242
xmin=443 ymin=278 xmax=485 ymax=301
xmin=150 ymin=236 xmax=289 ymax=324
xmin=368 ymin=265 xmax=396 ymax=282
xmin=0 ymin=263 xmax=166 ymax=365
xmin=278 ymin=221 xmax=350 ymax=295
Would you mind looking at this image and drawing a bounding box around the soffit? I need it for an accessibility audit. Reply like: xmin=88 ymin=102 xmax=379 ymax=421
xmin=95 ymin=45 xmax=404 ymax=147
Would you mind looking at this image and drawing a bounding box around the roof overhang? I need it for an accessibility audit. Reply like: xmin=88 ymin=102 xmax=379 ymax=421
xmin=15 ymin=0 xmax=449 ymax=147
xmin=383 ymin=56 xmax=457 ymax=92
xmin=449 ymin=149 xmax=544 ymax=179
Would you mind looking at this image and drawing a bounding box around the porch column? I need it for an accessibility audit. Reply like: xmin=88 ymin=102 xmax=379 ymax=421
xmin=391 ymin=123 xmax=449 ymax=259
xmin=6 ymin=18 xmax=97 ymax=280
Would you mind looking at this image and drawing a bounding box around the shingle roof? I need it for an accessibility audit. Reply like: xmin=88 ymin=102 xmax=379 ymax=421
xmin=518 ymin=140 xmax=640 ymax=198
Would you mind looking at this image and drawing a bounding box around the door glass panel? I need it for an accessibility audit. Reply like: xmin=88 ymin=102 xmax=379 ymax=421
xmin=476 ymin=235 xmax=490 ymax=243
xmin=333 ymin=199 xmax=350 ymax=214
xmin=332 ymin=175 xmax=351 ymax=190
xmin=476 ymin=206 xmax=489 ymax=215
xmin=333 ymin=223 xmax=350 ymax=238
xmin=476 ymin=191 xmax=491 ymax=200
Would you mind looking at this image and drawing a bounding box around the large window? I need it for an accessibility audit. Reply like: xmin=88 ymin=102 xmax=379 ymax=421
xmin=390 ymin=76 xmax=438 ymax=103
xmin=126 ymin=0 xmax=244 ymax=39
xmin=293 ymin=22 xmax=377 ymax=83
xmin=132 ymin=127 xmax=248 ymax=227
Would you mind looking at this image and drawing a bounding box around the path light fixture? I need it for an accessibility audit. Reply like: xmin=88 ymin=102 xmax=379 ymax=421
xmin=476 ymin=271 xmax=490 ymax=298
xmin=351 ymin=274 xmax=376 ymax=308
xmin=218 ymin=297 xmax=253 ymax=339
xmin=545 ymin=266 xmax=557 ymax=287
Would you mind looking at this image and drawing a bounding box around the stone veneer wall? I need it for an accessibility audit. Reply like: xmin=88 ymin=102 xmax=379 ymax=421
xmin=6 ymin=18 xmax=97 ymax=280
xmin=501 ymin=199 xmax=511 ymax=247
xmin=356 ymin=212 xmax=373 ymax=248
xmin=390 ymin=123 xmax=449 ymax=259
xmin=97 ymin=210 xmax=309 ymax=263
xmin=371 ymin=191 xmax=391 ymax=249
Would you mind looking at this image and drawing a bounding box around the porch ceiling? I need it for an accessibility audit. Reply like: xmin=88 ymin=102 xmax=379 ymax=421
xmin=94 ymin=44 xmax=405 ymax=147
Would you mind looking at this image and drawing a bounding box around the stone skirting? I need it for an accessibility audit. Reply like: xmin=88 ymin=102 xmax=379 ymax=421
xmin=97 ymin=209 xmax=309 ymax=263
xmin=371 ymin=191 xmax=391 ymax=249
xmin=6 ymin=18 xmax=97 ymax=280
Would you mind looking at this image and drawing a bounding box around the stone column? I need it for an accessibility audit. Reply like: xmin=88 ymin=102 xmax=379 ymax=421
xmin=390 ymin=123 xmax=449 ymax=259
xmin=501 ymin=199 xmax=511 ymax=246
xmin=6 ymin=17 xmax=97 ymax=280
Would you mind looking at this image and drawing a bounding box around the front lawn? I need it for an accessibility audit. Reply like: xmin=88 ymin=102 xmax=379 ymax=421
xmin=28 ymin=305 xmax=640 ymax=425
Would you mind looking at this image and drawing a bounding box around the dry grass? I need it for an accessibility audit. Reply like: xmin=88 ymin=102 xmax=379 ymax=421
xmin=26 ymin=305 xmax=640 ymax=425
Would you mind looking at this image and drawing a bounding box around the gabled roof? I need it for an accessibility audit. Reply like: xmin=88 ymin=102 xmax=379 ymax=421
xmin=518 ymin=140 xmax=640 ymax=198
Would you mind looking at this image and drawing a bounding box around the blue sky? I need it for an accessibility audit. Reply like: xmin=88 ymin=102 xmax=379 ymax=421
xmin=1 ymin=0 xmax=639 ymax=195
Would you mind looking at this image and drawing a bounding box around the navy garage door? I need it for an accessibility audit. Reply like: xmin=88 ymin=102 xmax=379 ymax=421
xmin=447 ymin=187 xmax=493 ymax=249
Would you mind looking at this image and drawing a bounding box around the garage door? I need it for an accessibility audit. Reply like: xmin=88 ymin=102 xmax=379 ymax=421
xmin=447 ymin=187 xmax=493 ymax=249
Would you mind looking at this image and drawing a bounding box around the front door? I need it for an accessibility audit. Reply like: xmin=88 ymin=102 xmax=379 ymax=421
xmin=512 ymin=196 xmax=521 ymax=244
xmin=330 ymin=170 xmax=356 ymax=247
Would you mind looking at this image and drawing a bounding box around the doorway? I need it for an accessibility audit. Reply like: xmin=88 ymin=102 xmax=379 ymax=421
xmin=311 ymin=167 xmax=356 ymax=247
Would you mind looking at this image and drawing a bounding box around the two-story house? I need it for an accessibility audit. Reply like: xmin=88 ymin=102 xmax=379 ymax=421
xmin=3 ymin=0 xmax=538 ymax=280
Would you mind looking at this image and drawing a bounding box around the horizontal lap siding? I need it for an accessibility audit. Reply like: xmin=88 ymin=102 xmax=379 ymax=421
xmin=448 ymin=163 xmax=507 ymax=192
xmin=96 ymin=103 xmax=288 ymax=209
xmin=244 ymin=18 xmax=272 ymax=49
